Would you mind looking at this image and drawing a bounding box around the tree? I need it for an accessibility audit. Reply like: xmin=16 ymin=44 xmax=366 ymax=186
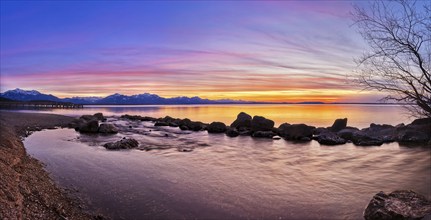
xmin=352 ymin=0 xmax=431 ymax=118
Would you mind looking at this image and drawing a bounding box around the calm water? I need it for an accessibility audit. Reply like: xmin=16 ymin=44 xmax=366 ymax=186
xmin=11 ymin=104 xmax=410 ymax=128
xmin=24 ymin=117 xmax=431 ymax=220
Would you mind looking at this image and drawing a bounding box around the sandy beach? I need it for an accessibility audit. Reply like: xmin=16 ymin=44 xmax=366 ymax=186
xmin=0 ymin=111 xmax=97 ymax=219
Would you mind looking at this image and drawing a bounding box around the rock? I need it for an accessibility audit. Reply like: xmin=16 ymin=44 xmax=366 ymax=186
xmin=299 ymin=137 xmax=311 ymax=141
xmin=79 ymin=113 xmax=107 ymax=122
xmin=168 ymin=122 xmax=178 ymax=127
xmin=121 ymin=114 xmax=156 ymax=121
xmin=278 ymin=123 xmax=314 ymax=140
xmin=178 ymin=119 xmax=206 ymax=131
xmin=207 ymin=122 xmax=227 ymax=133
xmin=189 ymin=122 xmax=206 ymax=131
xmin=337 ymin=128 xmax=360 ymax=140
xmin=225 ymin=128 xmax=239 ymax=137
xmin=315 ymin=132 xmax=346 ymax=145
xmin=93 ymin=113 xmax=105 ymax=121
xmin=336 ymin=126 xmax=387 ymax=146
xmin=161 ymin=116 xmax=175 ymax=123
xmin=103 ymin=138 xmax=139 ymax=150
xmin=230 ymin=112 xmax=252 ymax=129
xmin=98 ymin=123 xmax=118 ymax=134
xmin=177 ymin=146 xmax=194 ymax=152
xmin=154 ymin=121 xmax=169 ymax=126
xmin=252 ymin=131 xmax=276 ymax=138
xmin=80 ymin=115 xmax=96 ymax=121
xmin=411 ymin=118 xmax=431 ymax=126
xmin=351 ymin=131 xmax=384 ymax=146
xmin=330 ymin=118 xmax=347 ymax=132
xmin=78 ymin=120 xmax=99 ymax=133
xmin=364 ymin=190 xmax=431 ymax=220
xmin=239 ymin=129 xmax=252 ymax=136
xmin=369 ymin=123 xmax=393 ymax=129
xmin=68 ymin=118 xmax=86 ymax=129
xmin=251 ymin=116 xmax=274 ymax=132
xmin=179 ymin=125 xmax=189 ymax=130
xmin=396 ymin=119 xmax=431 ymax=144
xmin=397 ymin=130 xmax=430 ymax=143
xmin=313 ymin=127 xmax=329 ymax=135
xmin=362 ymin=124 xmax=396 ymax=143
xmin=396 ymin=123 xmax=405 ymax=128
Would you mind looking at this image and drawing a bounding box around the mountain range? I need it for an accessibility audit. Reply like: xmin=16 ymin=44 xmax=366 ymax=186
xmin=0 ymin=88 xmax=255 ymax=105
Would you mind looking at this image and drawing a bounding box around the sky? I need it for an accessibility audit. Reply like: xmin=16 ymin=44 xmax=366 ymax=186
xmin=1 ymin=1 xmax=385 ymax=102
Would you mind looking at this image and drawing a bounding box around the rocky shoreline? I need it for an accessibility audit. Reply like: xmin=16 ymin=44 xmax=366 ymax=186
xmin=0 ymin=112 xmax=101 ymax=219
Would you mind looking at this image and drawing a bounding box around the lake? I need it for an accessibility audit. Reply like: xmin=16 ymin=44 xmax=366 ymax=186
xmin=18 ymin=104 xmax=430 ymax=219
xmin=11 ymin=104 xmax=411 ymax=128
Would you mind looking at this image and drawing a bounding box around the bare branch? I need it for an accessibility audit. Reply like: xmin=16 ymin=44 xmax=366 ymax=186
xmin=352 ymin=0 xmax=431 ymax=118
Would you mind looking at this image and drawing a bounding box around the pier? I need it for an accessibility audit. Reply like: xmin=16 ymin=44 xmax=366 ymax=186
xmin=0 ymin=101 xmax=83 ymax=109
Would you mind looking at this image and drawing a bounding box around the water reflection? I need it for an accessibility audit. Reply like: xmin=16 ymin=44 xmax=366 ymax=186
xmin=7 ymin=104 xmax=410 ymax=128
xmin=24 ymin=124 xmax=431 ymax=220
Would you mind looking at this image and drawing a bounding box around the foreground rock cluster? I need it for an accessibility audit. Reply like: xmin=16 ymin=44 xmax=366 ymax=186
xmin=364 ymin=190 xmax=431 ymax=220
xmin=120 ymin=112 xmax=431 ymax=147
xmin=68 ymin=112 xmax=430 ymax=150
xmin=68 ymin=113 xmax=118 ymax=134
xmin=103 ymin=138 xmax=139 ymax=150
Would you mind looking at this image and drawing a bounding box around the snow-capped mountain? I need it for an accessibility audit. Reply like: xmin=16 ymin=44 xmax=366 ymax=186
xmin=0 ymin=88 xmax=249 ymax=105
xmin=0 ymin=88 xmax=61 ymax=102
xmin=62 ymin=96 xmax=103 ymax=104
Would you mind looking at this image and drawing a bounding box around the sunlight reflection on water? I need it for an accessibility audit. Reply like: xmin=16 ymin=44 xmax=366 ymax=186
xmin=9 ymin=104 xmax=410 ymax=128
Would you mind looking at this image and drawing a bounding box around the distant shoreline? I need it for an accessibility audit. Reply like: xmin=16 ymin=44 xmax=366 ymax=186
xmin=0 ymin=88 xmax=414 ymax=106
xmin=81 ymin=102 xmax=409 ymax=106
xmin=0 ymin=102 xmax=411 ymax=110
xmin=80 ymin=102 xmax=410 ymax=106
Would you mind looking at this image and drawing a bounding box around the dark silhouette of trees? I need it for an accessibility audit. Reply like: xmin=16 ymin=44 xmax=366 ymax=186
xmin=352 ymin=0 xmax=430 ymax=118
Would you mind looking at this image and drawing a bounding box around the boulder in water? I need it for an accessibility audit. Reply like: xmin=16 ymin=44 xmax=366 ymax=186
xmin=315 ymin=132 xmax=346 ymax=145
xmin=103 ymin=138 xmax=139 ymax=150
xmin=93 ymin=112 xmax=106 ymax=121
xmin=178 ymin=119 xmax=206 ymax=131
xmin=330 ymin=118 xmax=347 ymax=132
xmin=397 ymin=130 xmax=430 ymax=143
xmin=154 ymin=121 xmax=169 ymax=126
xmin=207 ymin=122 xmax=227 ymax=133
xmin=225 ymin=128 xmax=239 ymax=137
xmin=80 ymin=114 xmax=96 ymax=121
xmin=179 ymin=125 xmax=189 ymax=130
xmin=252 ymin=131 xmax=276 ymax=138
xmin=364 ymin=190 xmax=431 ymax=220
xmin=78 ymin=120 xmax=99 ymax=133
xmin=251 ymin=116 xmax=274 ymax=132
xmin=230 ymin=112 xmax=252 ymax=129
xmin=278 ymin=123 xmax=314 ymax=141
xmin=351 ymin=131 xmax=384 ymax=146
xmin=337 ymin=127 xmax=360 ymax=140
xmin=98 ymin=123 xmax=118 ymax=134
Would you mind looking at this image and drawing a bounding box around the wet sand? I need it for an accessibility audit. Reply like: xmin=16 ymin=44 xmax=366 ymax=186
xmin=0 ymin=111 xmax=98 ymax=219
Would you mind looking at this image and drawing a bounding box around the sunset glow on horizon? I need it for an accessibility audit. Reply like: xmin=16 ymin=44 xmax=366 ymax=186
xmin=1 ymin=1 xmax=387 ymax=102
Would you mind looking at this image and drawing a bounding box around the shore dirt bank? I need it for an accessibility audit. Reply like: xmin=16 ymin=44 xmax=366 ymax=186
xmin=0 ymin=111 xmax=97 ymax=219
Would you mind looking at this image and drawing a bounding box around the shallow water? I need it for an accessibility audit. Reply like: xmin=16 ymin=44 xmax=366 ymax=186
xmin=24 ymin=117 xmax=431 ymax=220
xmin=9 ymin=104 xmax=410 ymax=128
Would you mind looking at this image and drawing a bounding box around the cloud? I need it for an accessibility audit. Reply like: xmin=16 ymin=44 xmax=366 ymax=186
xmin=0 ymin=1 xmax=374 ymax=102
